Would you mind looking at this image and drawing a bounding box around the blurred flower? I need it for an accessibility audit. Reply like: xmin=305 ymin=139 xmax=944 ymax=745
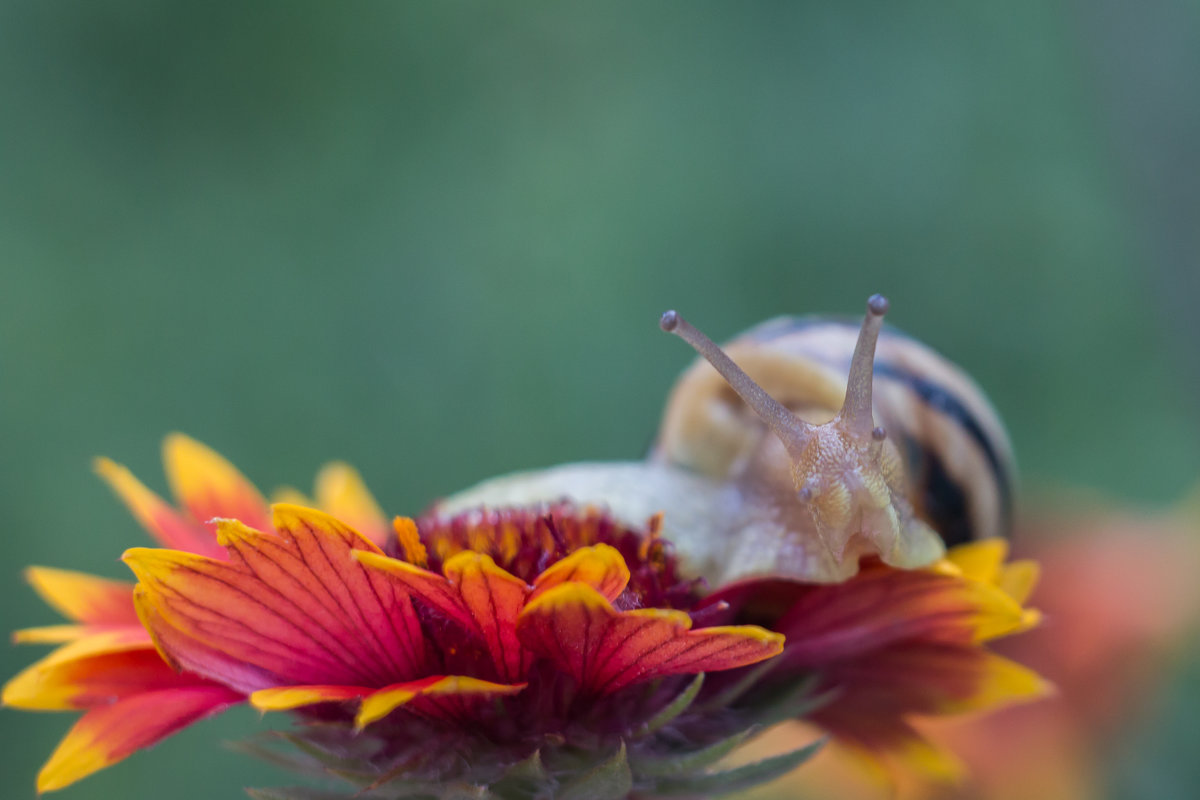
xmin=738 ymin=497 xmax=1200 ymax=800
xmin=4 ymin=436 xmax=1049 ymax=798
xmin=706 ymin=539 xmax=1048 ymax=784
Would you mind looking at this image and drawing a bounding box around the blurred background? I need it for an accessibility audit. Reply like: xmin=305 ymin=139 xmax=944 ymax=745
xmin=2 ymin=3 xmax=1198 ymax=798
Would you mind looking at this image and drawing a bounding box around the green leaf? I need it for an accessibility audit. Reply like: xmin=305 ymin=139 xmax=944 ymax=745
xmin=631 ymin=726 xmax=758 ymax=778
xmin=650 ymin=737 xmax=826 ymax=797
xmin=635 ymin=673 xmax=705 ymax=739
xmin=557 ymin=742 xmax=633 ymax=800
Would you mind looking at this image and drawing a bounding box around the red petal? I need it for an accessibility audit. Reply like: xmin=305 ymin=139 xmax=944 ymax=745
xmin=95 ymin=457 xmax=225 ymax=558
xmin=134 ymin=585 xmax=288 ymax=694
xmin=354 ymin=553 xmax=473 ymax=628
xmin=123 ymin=505 xmax=428 ymax=689
xmin=357 ymin=550 xmax=530 ymax=682
xmin=771 ymin=566 xmax=985 ymax=663
xmin=4 ymin=641 xmax=210 ymax=711
xmin=442 ymin=553 xmax=529 ymax=682
xmin=817 ymin=642 xmax=1049 ymax=719
xmin=35 ymin=685 xmax=243 ymax=793
xmin=516 ymin=583 xmax=783 ymax=694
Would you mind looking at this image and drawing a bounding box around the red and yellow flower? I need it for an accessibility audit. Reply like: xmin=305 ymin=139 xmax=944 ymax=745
xmin=4 ymin=436 xmax=1047 ymax=797
xmin=745 ymin=500 xmax=1200 ymax=800
xmin=5 ymin=436 xmax=783 ymax=793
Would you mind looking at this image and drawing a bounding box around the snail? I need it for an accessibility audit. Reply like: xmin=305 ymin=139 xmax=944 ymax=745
xmin=436 ymin=295 xmax=1015 ymax=585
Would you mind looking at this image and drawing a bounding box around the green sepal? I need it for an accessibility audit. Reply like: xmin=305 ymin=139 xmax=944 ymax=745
xmin=246 ymin=788 xmax=400 ymax=800
xmin=741 ymin=673 xmax=837 ymax=728
xmin=634 ymin=672 xmax=705 ymax=739
xmin=649 ymin=736 xmax=827 ymax=797
xmin=700 ymin=660 xmax=779 ymax=711
xmin=277 ymin=731 xmax=372 ymax=771
xmin=489 ymin=750 xmax=549 ymax=800
xmin=323 ymin=768 xmax=444 ymax=796
xmin=557 ymin=742 xmax=632 ymax=800
xmin=630 ymin=726 xmax=758 ymax=777
xmin=225 ymin=737 xmax=333 ymax=781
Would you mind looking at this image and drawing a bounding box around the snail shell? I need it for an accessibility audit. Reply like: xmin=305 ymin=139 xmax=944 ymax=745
xmin=437 ymin=297 xmax=1015 ymax=586
xmin=654 ymin=314 xmax=1015 ymax=547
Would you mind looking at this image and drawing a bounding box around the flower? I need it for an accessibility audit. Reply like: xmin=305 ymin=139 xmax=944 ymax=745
xmin=705 ymin=538 xmax=1049 ymax=783
xmin=5 ymin=436 xmax=784 ymax=795
xmin=4 ymin=435 xmax=1048 ymax=798
xmin=929 ymin=502 xmax=1200 ymax=800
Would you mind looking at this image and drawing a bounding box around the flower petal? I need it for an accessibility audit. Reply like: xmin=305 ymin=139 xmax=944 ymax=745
xmin=835 ymin=718 xmax=966 ymax=785
xmin=354 ymin=551 xmax=472 ymax=627
xmin=393 ymin=517 xmax=428 ymax=567
xmin=17 ymin=628 xmax=154 ymax=668
xmin=35 ymin=685 xmax=242 ymax=793
xmin=997 ymin=559 xmax=1040 ymax=605
xmin=24 ymin=567 xmax=140 ymax=626
xmin=356 ymin=675 xmax=526 ymax=728
xmin=818 ymin=642 xmax=1051 ymax=719
xmin=250 ymin=684 xmax=371 ymax=711
xmin=270 ymin=486 xmax=314 ymax=507
xmin=517 ymin=583 xmax=783 ymax=694
xmin=13 ymin=625 xmax=93 ymax=644
xmin=530 ymin=544 xmax=630 ymax=603
xmin=314 ymin=462 xmax=389 ymax=546
xmin=3 ymin=628 xmax=157 ymax=708
xmin=94 ymin=457 xmax=225 ymax=558
xmin=124 ymin=505 xmax=428 ymax=689
xmin=356 ymin=550 xmax=531 ymax=682
xmin=944 ymin=539 xmax=1009 ymax=583
xmin=133 ymin=585 xmax=284 ymax=694
xmin=940 ymin=650 xmax=1051 ymax=714
xmin=767 ymin=564 xmax=1032 ymax=665
xmin=162 ymin=433 xmax=271 ymax=532
xmin=811 ymin=642 xmax=1050 ymax=782
xmin=442 ymin=552 xmax=530 ymax=681
xmin=3 ymin=644 xmax=207 ymax=711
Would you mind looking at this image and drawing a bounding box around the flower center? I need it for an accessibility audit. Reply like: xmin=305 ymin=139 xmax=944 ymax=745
xmin=410 ymin=504 xmax=698 ymax=611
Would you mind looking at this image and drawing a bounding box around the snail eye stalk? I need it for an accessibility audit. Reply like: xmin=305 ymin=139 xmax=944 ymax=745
xmin=660 ymin=309 xmax=815 ymax=459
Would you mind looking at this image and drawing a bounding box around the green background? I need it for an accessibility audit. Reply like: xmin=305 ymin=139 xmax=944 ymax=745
xmin=2 ymin=3 xmax=1198 ymax=798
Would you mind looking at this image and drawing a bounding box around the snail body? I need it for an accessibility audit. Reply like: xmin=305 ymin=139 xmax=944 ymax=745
xmin=438 ymin=297 xmax=1014 ymax=585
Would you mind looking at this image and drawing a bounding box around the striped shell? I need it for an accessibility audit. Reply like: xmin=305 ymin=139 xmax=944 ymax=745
xmin=653 ymin=315 xmax=1015 ymax=548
